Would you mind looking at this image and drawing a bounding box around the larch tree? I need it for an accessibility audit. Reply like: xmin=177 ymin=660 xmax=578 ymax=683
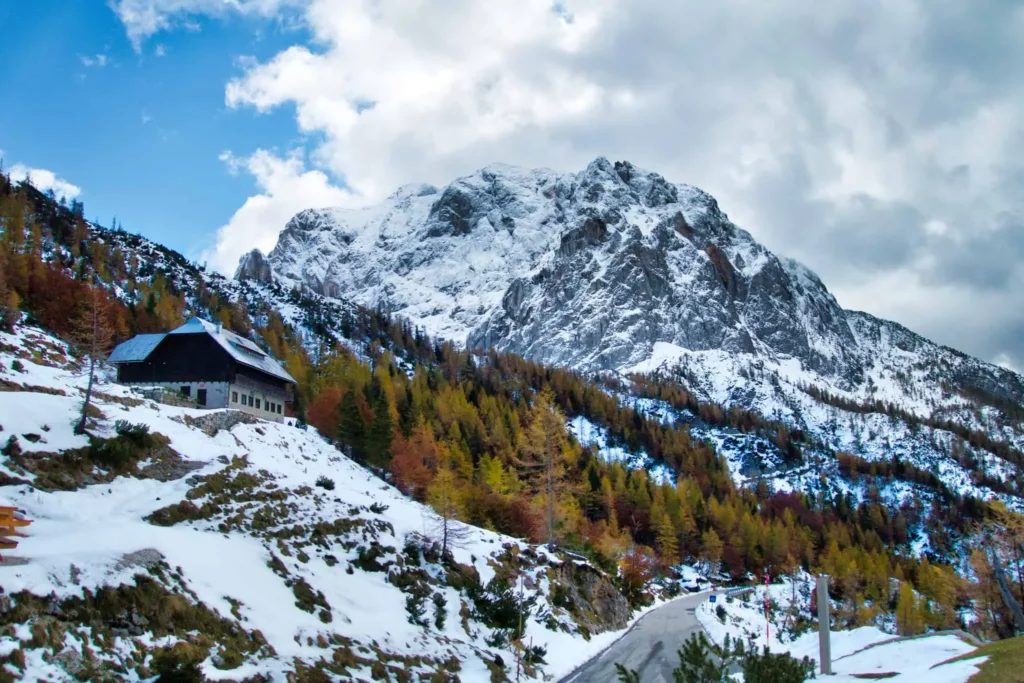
xmin=70 ymin=286 xmax=114 ymax=435
xmin=426 ymin=444 xmax=469 ymax=558
xmin=895 ymin=581 xmax=925 ymax=636
xmin=656 ymin=514 xmax=680 ymax=568
xmin=517 ymin=387 xmax=570 ymax=546
xmin=700 ymin=528 xmax=724 ymax=578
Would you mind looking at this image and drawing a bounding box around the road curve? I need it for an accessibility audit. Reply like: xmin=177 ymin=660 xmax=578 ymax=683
xmin=560 ymin=591 xmax=713 ymax=683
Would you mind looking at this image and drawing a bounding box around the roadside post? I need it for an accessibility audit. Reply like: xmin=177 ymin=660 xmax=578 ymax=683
xmin=817 ymin=574 xmax=832 ymax=675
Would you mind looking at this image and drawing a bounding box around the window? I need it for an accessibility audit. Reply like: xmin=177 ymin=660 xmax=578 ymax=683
xmin=268 ymin=402 xmax=274 ymax=413
xmin=277 ymin=403 xmax=282 ymax=415
xmin=180 ymin=385 xmax=191 ymax=398
xmin=232 ymin=391 xmax=238 ymax=403
xmin=197 ymin=389 xmax=207 ymax=406
xmin=255 ymin=399 xmax=261 ymax=410
xmin=248 ymin=395 xmax=254 ymax=407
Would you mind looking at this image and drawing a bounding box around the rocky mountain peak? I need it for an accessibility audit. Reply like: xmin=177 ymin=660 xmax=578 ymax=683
xmin=234 ymin=248 xmax=274 ymax=284
xmin=241 ymin=158 xmax=1024 ymax=422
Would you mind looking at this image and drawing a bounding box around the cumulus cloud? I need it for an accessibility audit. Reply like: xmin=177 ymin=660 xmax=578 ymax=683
xmin=201 ymin=149 xmax=350 ymax=273
xmin=117 ymin=0 xmax=1024 ymax=367
xmin=7 ymin=163 xmax=82 ymax=201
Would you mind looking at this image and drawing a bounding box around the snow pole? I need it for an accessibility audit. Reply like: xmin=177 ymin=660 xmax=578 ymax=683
xmin=765 ymin=569 xmax=770 ymax=647
xmin=817 ymin=574 xmax=832 ymax=675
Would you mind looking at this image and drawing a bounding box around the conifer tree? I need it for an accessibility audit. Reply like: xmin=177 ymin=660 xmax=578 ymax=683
xmin=427 ymin=445 xmax=468 ymax=558
xmin=518 ymin=387 xmax=569 ymax=545
xmin=657 ymin=514 xmax=680 ymax=568
xmin=700 ymin=528 xmax=724 ymax=578
xmin=896 ymin=581 xmax=924 ymax=636
xmin=338 ymin=389 xmax=366 ymax=462
xmin=70 ymin=286 xmax=113 ymax=435
xmin=366 ymin=391 xmax=394 ymax=470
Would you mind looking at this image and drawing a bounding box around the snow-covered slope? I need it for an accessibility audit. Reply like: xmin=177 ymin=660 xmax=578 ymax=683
xmin=696 ymin=580 xmax=984 ymax=682
xmin=0 ymin=324 xmax=640 ymax=681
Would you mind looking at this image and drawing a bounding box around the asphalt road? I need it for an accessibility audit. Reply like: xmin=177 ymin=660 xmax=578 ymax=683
xmin=560 ymin=591 xmax=713 ymax=683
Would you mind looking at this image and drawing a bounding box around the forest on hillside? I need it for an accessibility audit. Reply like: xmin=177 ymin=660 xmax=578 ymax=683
xmin=3 ymin=171 xmax=1024 ymax=640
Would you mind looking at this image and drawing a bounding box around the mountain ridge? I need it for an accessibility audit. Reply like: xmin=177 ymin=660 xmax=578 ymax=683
xmin=239 ymin=157 xmax=1024 ymax=423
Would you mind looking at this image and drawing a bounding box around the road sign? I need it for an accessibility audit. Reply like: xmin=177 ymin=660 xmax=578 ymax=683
xmin=710 ymin=594 xmax=717 ymax=603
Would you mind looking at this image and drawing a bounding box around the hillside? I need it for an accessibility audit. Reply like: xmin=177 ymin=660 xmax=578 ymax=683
xmin=3 ymin=167 xmax=1024 ymax=675
xmin=0 ymin=323 xmax=642 ymax=680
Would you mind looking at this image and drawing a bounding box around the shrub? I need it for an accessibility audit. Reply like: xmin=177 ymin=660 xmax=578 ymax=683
xmin=10 ymin=359 xmax=24 ymax=373
xmin=432 ymin=592 xmax=447 ymax=630
xmin=152 ymin=647 xmax=207 ymax=683
xmin=314 ymin=475 xmax=335 ymax=490
xmin=742 ymin=646 xmax=816 ymax=683
xmin=405 ymin=584 xmax=430 ymax=627
xmin=90 ymin=422 xmax=159 ymax=469
xmin=716 ymin=604 xmax=727 ymax=622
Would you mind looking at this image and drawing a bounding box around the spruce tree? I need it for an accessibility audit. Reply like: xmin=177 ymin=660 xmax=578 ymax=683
xmin=338 ymin=389 xmax=366 ymax=463
xmin=366 ymin=391 xmax=394 ymax=469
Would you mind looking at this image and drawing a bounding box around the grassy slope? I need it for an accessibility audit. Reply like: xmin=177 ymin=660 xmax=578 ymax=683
xmin=939 ymin=635 xmax=1024 ymax=683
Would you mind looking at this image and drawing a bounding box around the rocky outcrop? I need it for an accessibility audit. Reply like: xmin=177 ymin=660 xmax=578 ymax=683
xmin=234 ymin=248 xmax=274 ymax=284
xmin=548 ymin=560 xmax=631 ymax=634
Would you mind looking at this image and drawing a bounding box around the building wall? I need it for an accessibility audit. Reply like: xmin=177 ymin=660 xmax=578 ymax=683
xmin=227 ymin=379 xmax=288 ymax=422
xmin=132 ymin=381 xmax=230 ymax=408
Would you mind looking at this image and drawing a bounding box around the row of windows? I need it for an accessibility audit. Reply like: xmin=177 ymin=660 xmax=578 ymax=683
xmin=231 ymin=390 xmax=284 ymax=415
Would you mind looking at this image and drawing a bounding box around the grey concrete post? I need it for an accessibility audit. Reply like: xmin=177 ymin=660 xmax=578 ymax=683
xmin=817 ymin=574 xmax=832 ymax=675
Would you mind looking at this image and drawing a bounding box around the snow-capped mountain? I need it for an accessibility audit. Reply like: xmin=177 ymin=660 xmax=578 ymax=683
xmin=241 ymin=157 xmax=1024 ymax=435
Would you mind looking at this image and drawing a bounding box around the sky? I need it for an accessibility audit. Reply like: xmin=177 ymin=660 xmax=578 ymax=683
xmin=2 ymin=0 xmax=1024 ymax=371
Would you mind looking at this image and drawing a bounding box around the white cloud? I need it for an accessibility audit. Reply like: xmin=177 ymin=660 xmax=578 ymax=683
xmin=7 ymin=164 xmax=82 ymax=201
xmin=111 ymin=0 xmax=299 ymax=50
xmin=201 ymin=149 xmax=350 ymax=273
xmin=116 ymin=0 xmax=1024 ymax=366
xmin=154 ymin=44 xmax=167 ymax=57
xmin=80 ymin=53 xmax=109 ymax=68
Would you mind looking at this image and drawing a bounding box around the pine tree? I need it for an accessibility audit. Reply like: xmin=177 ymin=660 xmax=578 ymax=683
xmin=671 ymin=632 xmax=740 ymax=683
xmin=741 ymin=645 xmax=815 ymax=683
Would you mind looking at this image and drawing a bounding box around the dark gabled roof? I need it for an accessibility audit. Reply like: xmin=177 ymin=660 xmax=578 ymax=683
xmin=109 ymin=317 xmax=296 ymax=384
xmin=107 ymin=333 xmax=166 ymax=363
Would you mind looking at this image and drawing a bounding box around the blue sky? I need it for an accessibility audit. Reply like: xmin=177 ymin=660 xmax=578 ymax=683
xmin=0 ymin=2 xmax=304 ymax=260
xmin=2 ymin=0 xmax=1024 ymax=368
